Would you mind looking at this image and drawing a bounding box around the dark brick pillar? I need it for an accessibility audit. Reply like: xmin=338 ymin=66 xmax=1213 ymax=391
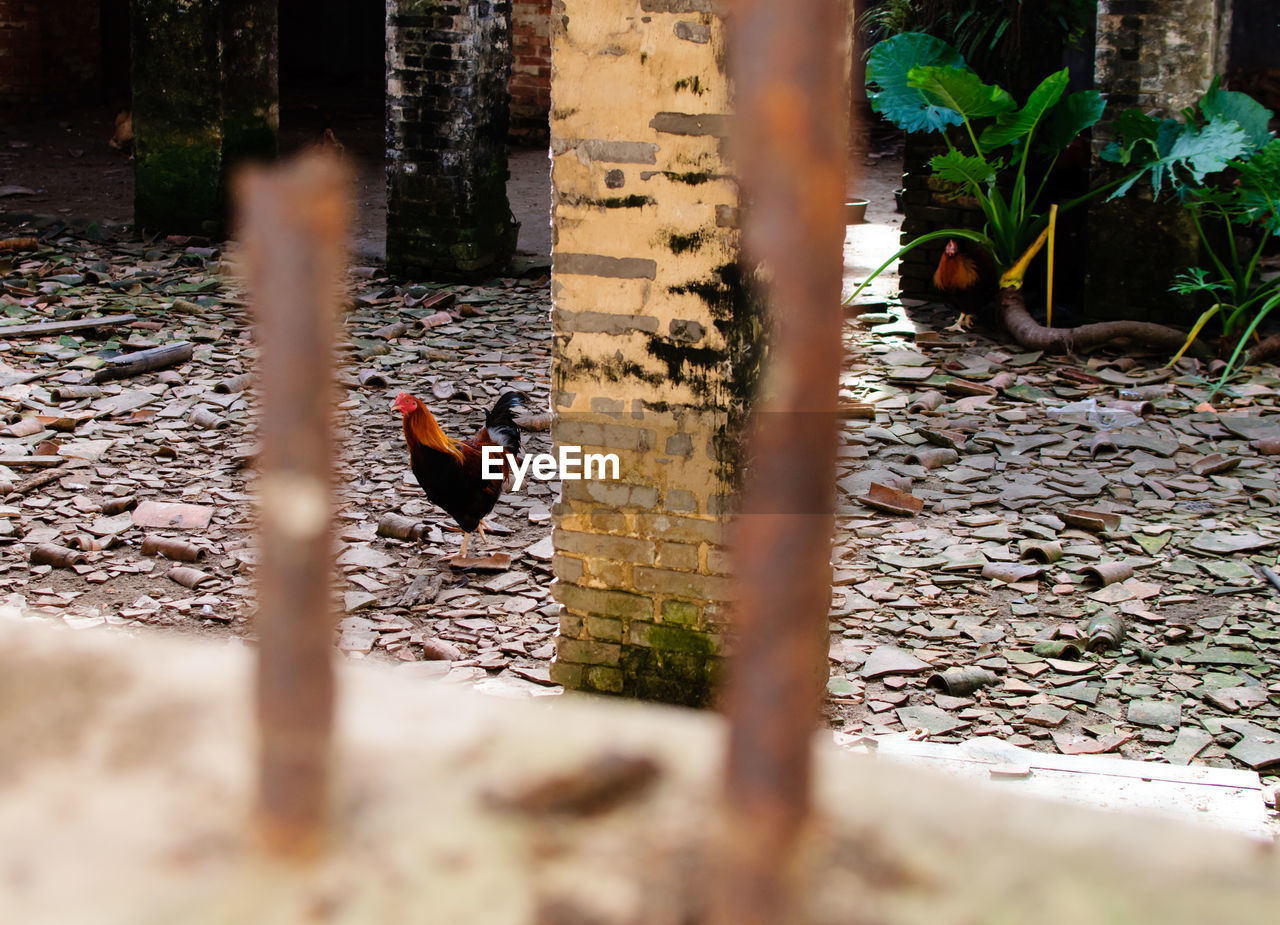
xmin=1085 ymin=0 xmax=1225 ymax=323
xmin=386 ymin=0 xmax=518 ymax=281
xmin=131 ymin=0 xmax=278 ymax=236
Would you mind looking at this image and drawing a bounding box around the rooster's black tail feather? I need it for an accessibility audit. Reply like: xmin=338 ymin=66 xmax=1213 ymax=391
xmin=485 ymin=390 xmax=527 ymax=457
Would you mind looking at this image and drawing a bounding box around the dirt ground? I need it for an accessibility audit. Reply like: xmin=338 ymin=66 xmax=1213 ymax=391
xmin=3 ymin=110 xmax=1280 ymax=785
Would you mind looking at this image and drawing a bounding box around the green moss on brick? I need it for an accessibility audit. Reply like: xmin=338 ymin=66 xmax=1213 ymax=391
xmin=647 ymin=622 xmax=719 ymax=657
xmin=135 ymin=138 xmax=224 ymax=234
xmin=619 ymin=640 xmax=721 ymax=707
xmin=585 ymin=666 xmax=625 ymax=693
xmin=662 ymin=600 xmax=700 ymax=626
xmin=221 ymin=116 xmax=277 ymax=168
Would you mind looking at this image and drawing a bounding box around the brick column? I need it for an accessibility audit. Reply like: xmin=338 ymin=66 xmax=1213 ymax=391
xmin=1085 ymin=0 xmax=1227 ymax=322
xmin=131 ymin=0 xmax=278 ymax=236
xmin=386 ymin=0 xmax=518 ymax=280
xmin=548 ymin=0 xmax=761 ymax=706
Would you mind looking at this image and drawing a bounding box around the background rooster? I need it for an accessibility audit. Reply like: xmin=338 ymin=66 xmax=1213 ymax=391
xmin=933 ymin=238 xmax=999 ymax=333
xmin=393 ymin=390 xmax=526 ymax=560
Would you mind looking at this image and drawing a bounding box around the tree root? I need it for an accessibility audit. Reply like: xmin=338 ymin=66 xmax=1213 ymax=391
xmin=1246 ymin=332 xmax=1280 ymax=367
xmin=996 ymin=287 xmax=1203 ymax=356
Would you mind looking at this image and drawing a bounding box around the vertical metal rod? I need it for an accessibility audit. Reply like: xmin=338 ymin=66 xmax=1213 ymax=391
xmin=718 ymin=0 xmax=849 ymax=921
xmin=236 ymin=153 xmax=349 ymax=857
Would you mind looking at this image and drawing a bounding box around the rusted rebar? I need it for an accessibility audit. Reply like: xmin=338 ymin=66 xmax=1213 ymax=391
xmin=717 ymin=0 xmax=849 ymax=922
xmin=236 ymin=152 xmax=349 ymax=857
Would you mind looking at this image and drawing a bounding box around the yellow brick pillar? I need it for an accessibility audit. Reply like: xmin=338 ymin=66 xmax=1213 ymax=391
xmin=547 ymin=0 xmax=760 ymax=705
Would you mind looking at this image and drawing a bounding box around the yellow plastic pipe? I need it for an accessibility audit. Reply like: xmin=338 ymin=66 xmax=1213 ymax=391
xmin=1046 ymin=203 xmax=1058 ymax=328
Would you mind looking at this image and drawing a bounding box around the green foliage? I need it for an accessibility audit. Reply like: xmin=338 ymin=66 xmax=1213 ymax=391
xmin=852 ymin=33 xmax=1106 ymax=303
xmin=1170 ymin=267 xmax=1230 ymax=297
xmin=1103 ymin=80 xmax=1279 ymax=390
xmin=908 ymin=66 xmax=1016 ymax=127
xmin=866 ymin=33 xmax=967 ymax=134
xmin=1104 ymin=117 xmax=1249 ymax=199
xmin=1039 ymin=89 xmax=1108 ymax=157
xmin=1234 ymin=138 xmax=1280 ymax=236
xmin=978 ymin=69 xmax=1068 ymax=151
xmin=1201 ymin=78 xmax=1274 ymax=150
xmin=930 ymin=151 xmax=1000 ymax=187
xmin=859 ymin=0 xmax=1094 ymax=91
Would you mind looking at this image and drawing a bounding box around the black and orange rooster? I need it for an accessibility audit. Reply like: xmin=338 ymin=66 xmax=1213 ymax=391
xmin=933 ymin=238 xmax=999 ymax=333
xmin=393 ymin=390 xmax=526 ymax=559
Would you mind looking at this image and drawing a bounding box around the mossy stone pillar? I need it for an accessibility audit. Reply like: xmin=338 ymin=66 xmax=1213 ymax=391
xmin=131 ymin=0 xmax=278 ymax=236
xmin=385 ymin=0 xmax=518 ymax=281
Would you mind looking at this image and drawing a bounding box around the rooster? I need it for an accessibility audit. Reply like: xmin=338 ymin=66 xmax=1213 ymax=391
xmin=933 ymin=239 xmax=999 ymax=333
xmin=108 ymin=109 xmax=133 ymax=156
xmin=319 ymin=128 xmax=344 ymax=160
xmin=393 ymin=390 xmax=526 ymax=560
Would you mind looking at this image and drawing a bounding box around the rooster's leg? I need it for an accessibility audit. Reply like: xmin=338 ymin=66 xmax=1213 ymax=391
xmin=457 ymin=532 xmax=471 ymax=560
xmin=944 ymin=312 xmax=975 ymax=334
xmin=475 ymin=522 xmax=487 ymax=547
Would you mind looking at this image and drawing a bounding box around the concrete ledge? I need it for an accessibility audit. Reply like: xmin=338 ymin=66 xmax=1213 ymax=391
xmin=2 ymin=610 xmax=1278 ymax=923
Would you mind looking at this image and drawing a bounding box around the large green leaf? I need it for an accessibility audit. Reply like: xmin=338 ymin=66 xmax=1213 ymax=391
xmin=978 ymin=69 xmax=1069 ymax=151
xmin=866 ymin=33 xmax=968 ymax=134
xmin=930 ymin=150 xmax=1000 ymax=188
xmin=1039 ymin=89 xmax=1106 ymax=156
xmin=1201 ymin=76 xmax=1275 ymax=150
xmin=1109 ymin=117 xmax=1249 ymax=198
xmin=1100 ymin=110 xmax=1165 ymax=166
xmin=1234 ymin=137 xmax=1280 ymax=235
xmin=1164 ymin=118 xmax=1250 ymax=190
xmin=907 ymin=66 xmax=1016 ymax=125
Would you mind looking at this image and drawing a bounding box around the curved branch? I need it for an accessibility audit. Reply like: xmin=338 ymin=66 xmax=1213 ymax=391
xmin=995 ymin=287 xmax=1205 ymax=355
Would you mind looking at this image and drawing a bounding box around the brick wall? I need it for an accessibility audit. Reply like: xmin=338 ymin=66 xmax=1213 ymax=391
xmin=0 ymin=0 xmax=102 ymax=115
xmin=548 ymin=0 xmax=757 ymax=706
xmin=386 ymin=0 xmax=518 ymax=280
xmin=509 ymin=0 xmax=550 ymax=144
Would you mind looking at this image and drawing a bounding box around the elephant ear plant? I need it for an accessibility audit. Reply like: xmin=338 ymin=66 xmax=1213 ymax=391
xmin=849 ymin=32 xmax=1198 ymax=355
xmin=1102 ymin=78 xmax=1280 ymax=393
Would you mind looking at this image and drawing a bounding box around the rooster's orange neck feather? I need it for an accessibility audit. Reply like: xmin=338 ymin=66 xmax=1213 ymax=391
xmin=403 ymin=400 xmax=465 ymax=463
xmin=933 ymin=252 xmax=981 ymax=290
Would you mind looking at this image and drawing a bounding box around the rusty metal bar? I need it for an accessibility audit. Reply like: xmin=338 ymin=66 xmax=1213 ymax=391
xmin=717 ymin=0 xmax=849 ymax=921
xmin=236 ymin=153 xmax=349 ymax=857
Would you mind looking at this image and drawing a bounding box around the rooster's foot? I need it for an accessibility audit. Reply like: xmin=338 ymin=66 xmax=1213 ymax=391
xmin=944 ymin=313 xmax=976 ymax=334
